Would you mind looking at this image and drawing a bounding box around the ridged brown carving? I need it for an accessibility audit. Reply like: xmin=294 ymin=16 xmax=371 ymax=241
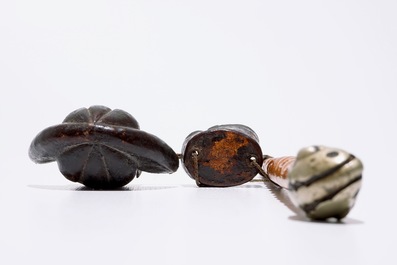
xmin=29 ymin=105 xmax=179 ymax=189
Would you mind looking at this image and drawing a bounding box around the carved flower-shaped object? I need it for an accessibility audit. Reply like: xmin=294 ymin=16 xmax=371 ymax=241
xmin=29 ymin=105 xmax=179 ymax=189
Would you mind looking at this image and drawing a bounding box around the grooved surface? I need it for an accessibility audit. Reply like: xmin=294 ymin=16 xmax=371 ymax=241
xmin=29 ymin=106 xmax=179 ymax=189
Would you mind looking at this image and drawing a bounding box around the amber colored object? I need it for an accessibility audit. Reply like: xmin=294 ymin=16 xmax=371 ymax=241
xmin=29 ymin=105 xmax=179 ymax=189
xmin=181 ymin=124 xmax=263 ymax=187
xmin=262 ymin=156 xmax=295 ymax=189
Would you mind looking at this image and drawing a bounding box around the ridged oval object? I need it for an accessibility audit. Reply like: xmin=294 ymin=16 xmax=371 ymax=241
xmin=262 ymin=156 xmax=295 ymax=189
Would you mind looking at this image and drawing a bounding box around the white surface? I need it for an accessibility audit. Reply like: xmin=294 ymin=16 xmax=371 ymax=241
xmin=1 ymin=1 xmax=396 ymax=264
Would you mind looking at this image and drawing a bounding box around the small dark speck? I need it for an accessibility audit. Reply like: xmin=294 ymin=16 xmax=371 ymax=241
xmin=327 ymin=151 xmax=339 ymax=157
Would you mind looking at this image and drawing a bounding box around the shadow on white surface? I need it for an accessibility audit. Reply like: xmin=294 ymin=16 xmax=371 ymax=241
xmin=27 ymin=184 xmax=178 ymax=191
xmin=261 ymin=178 xmax=365 ymax=225
xmin=28 ymin=183 xmax=264 ymax=191
xmin=288 ymin=215 xmax=364 ymax=225
xmin=260 ymin=179 xmax=302 ymax=214
xmin=180 ymin=183 xmax=264 ymax=189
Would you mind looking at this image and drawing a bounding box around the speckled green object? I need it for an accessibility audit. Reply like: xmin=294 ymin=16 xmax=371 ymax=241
xmin=288 ymin=146 xmax=363 ymax=220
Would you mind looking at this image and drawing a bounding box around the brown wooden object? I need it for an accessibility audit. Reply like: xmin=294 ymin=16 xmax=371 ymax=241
xmin=181 ymin=125 xmax=263 ymax=187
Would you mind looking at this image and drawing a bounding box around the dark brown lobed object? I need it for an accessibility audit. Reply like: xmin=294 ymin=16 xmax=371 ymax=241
xmin=29 ymin=105 xmax=179 ymax=189
xmin=181 ymin=124 xmax=263 ymax=187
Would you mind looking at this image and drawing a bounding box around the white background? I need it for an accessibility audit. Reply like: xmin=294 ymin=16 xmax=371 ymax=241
xmin=1 ymin=0 xmax=396 ymax=264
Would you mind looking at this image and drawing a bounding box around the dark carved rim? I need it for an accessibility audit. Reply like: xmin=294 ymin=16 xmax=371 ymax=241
xmin=29 ymin=123 xmax=179 ymax=174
